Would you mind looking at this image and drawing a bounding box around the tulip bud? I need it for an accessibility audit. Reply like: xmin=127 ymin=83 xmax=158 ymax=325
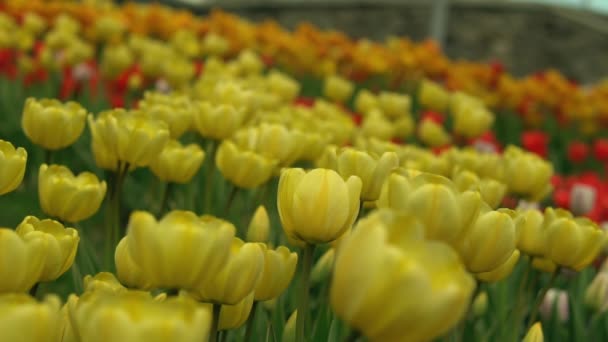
xmin=585 ymin=272 xmax=608 ymax=312
xmin=0 ymin=140 xmax=27 ymax=195
xmin=278 ymin=168 xmax=361 ymax=244
xmin=453 ymin=105 xmax=494 ymax=139
xmin=522 ymin=322 xmax=544 ymax=342
xmin=38 ymin=164 xmax=107 ymax=223
xmin=479 ymin=178 xmax=507 ymax=209
xmin=22 ymin=98 xmax=87 ymax=150
xmin=472 ymin=292 xmax=488 ymax=317
xmin=23 ymin=13 xmax=46 ymax=35
xmin=232 ymin=124 xmax=302 ymax=167
xmin=100 ymin=44 xmax=133 ymax=78
xmin=311 ymin=248 xmax=335 ymax=284
xmin=502 ymin=146 xmax=553 ymax=202
xmin=282 ymin=310 xmax=298 ymax=342
xmin=539 ymin=288 xmax=569 ymax=322
xmin=201 ymin=32 xmax=230 ymax=56
xmin=247 ymin=206 xmax=270 ymax=243
xmin=394 ymin=114 xmax=415 ymax=138
xmin=193 ymin=102 xmax=247 ymax=140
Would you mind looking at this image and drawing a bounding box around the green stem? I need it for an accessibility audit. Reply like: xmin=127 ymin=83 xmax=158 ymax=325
xmin=526 ymin=269 xmax=560 ymax=330
xmin=296 ymin=244 xmax=315 ymax=342
xmin=223 ymin=184 xmax=239 ymax=219
xmin=44 ymin=149 xmax=53 ymax=165
xmin=202 ymin=140 xmax=217 ymax=214
xmin=210 ymin=303 xmax=221 ymax=342
xmin=244 ymin=301 xmax=258 ymax=342
xmin=158 ymin=181 xmax=171 ymax=216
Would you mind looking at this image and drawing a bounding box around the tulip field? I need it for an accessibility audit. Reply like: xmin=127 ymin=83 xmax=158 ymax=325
xmin=1 ymin=1 xmax=608 ymax=341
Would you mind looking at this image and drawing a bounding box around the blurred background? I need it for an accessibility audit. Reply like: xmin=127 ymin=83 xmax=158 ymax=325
xmin=126 ymin=0 xmax=608 ymax=83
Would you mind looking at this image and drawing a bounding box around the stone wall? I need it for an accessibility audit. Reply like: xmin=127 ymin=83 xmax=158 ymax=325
xmin=166 ymin=1 xmax=608 ymax=83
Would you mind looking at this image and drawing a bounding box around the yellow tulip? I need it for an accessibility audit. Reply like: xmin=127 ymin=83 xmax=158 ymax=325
xmin=236 ymin=50 xmax=264 ymax=76
xmin=418 ymin=79 xmax=450 ymax=112
xmin=543 ymin=208 xmax=604 ymax=270
xmin=317 ymin=146 xmax=398 ymax=201
xmin=150 ymin=140 xmax=205 ymax=184
xmin=331 ymin=209 xmax=475 ymax=342
xmin=232 ymin=124 xmax=302 ymax=167
xmin=67 ymin=291 xmax=211 ymax=342
xmin=195 ymin=238 xmax=264 ymax=305
xmin=476 ymin=249 xmax=521 ymax=282
xmin=88 ymin=110 xmax=170 ymax=168
xmin=378 ymin=172 xmax=482 ymax=243
xmin=0 ymin=139 xmax=27 ymax=195
xmin=418 ymin=119 xmax=451 ymax=147
xmin=217 ymin=292 xmax=254 ymax=330
xmin=523 ymin=322 xmax=544 ymax=342
xmin=502 ymin=146 xmax=553 ymax=201
xmin=394 ymin=114 xmax=415 ymax=138
xmin=23 ymin=13 xmax=46 ymax=36
xmin=93 ymin=15 xmax=126 ymax=43
xmin=585 ymin=272 xmax=608 ymax=313
xmin=246 ymin=206 xmax=270 ymax=243
xmin=115 ymin=238 xmax=150 ymax=289
xmin=100 ymin=44 xmax=134 ymax=78
xmin=162 ymin=57 xmax=195 ymax=89
xmin=516 ymin=209 xmax=546 ymax=256
xmin=0 ymin=294 xmax=61 ymax=342
xmin=201 ymin=32 xmax=230 ymax=57
xmin=125 ymin=211 xmax=235 ymax=291
xmin=354 ymin=89 xmax=378 ymax=115
xmin=323 ymin=75 xmax=354 ymax=104
xmin=278 ymin=168 xmax=361 ymax=244
xmin=16 ymin=216 xmax=79 ymax=282
xmin=360 ymin=109 xmax=395 ymax=141
xmin=453 ymin=105 xmax=494 ymax=139
xmin=0 ymin=228 xmax=45 ymax=292
xmin=378 ymin=91 xmax=411 ymax=119
xmin=254 ymin=245 xmax=298 ymax=301
xmin=266 ymin=70 xmax=300 ymax=102
xmin=38 ymin=164 xmax=107 ymax=223
xmin=479 ymin=178 xmax=507 ymax=209
xmin=216 ymin=140 xmax=278 ymax=189
xmin=137 ymin=92 xmax=195 ymax=139
xmin=83 ymin=272 xmax=127 ymax=294
xmin=454 ymin=209 xmax=517 ymax=273
xmin=193 ymin=102 xmax=246 ymax=140
xmin=22 ymin=98 xmax=87 ymax=150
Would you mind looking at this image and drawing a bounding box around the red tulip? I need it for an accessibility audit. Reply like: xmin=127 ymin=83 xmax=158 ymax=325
xmin=567 ymin=141 xmax=588 ymax=163
xmin=521 ymin=131 xmax=549 ymax=158
xmin=420 ymin=110 xmax=444 ymax=125
xmin=593 ymin=139 xmax=608 ymax=161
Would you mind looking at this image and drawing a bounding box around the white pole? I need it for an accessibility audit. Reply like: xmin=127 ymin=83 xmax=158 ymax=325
xmin=430 ymin=0 xmax=450 ymax=48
